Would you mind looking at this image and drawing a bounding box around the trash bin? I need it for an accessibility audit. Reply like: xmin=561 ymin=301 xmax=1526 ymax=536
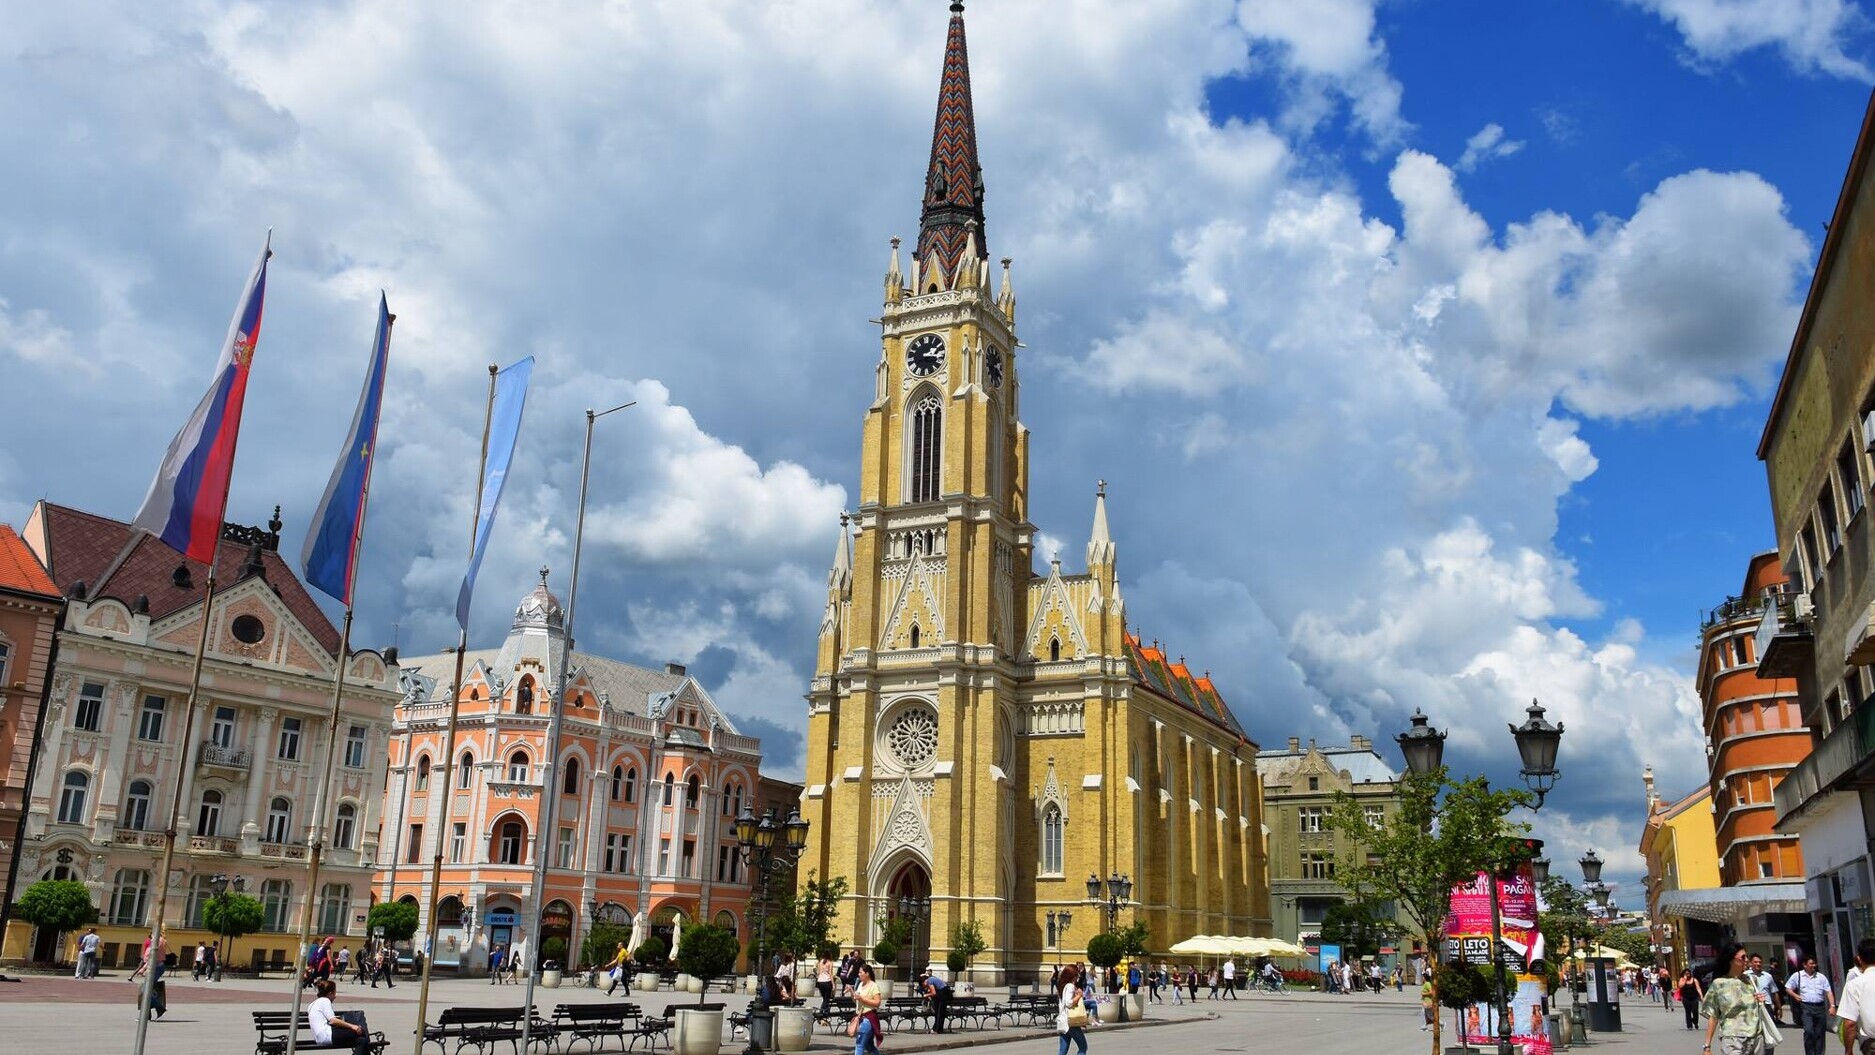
xmin=1547 ymin=1012 xmax=1567 ymax=1050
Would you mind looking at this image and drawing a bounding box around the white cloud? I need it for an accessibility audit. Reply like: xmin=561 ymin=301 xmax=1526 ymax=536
xmin=1235 ymin=0 xmax=1409 ymax=143
xmin=1455 ymin=123 xmax=1525 ymax=172
xmin=1627 ymin=0 xmax=1872 ymax=78
xmin=0 ymin=297 xmax=75 ymax=368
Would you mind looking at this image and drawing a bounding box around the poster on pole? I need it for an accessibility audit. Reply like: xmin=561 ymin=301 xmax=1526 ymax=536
xmin=1443 ymin=859 xmax=1553 ymax=1055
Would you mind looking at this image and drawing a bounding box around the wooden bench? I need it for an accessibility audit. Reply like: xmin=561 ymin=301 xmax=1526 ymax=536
xmin=421 ymin=1006 xmax=546 ymax=1055
xmin=552 ymin=1003 xmax=635 ymax=1052
xmin=252 ymin=1010 xmax=389 ymax=1055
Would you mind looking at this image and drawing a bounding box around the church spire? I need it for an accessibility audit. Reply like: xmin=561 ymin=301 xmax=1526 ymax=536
xmin=1087 ymin=479 xmax=1115 ymax=570
xmin=915 ymin=1 xmax=987 ymax=283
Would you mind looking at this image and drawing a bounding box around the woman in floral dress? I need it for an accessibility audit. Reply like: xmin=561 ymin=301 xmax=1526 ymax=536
xmin=1701 ymin=942 xmax=1770 ymax=1055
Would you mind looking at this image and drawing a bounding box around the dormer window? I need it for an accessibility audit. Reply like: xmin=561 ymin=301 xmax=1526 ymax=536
xmin=517 ymin=678 xmax=534 ymax=715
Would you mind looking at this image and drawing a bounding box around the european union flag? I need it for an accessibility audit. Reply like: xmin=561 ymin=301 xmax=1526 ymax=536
xmin=301 ymin=294 xmax=393 ymax=605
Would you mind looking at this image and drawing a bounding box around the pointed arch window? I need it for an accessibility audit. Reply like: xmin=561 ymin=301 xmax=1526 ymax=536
xmin=663 ymin=773 xmax=675 ymax=806
xmin=517 ymin=678 xmax=534 ymax=715
xmin=458 ymin=751 xmax=476 ymax=789
xmin=610 ymin=765 xmax=624 ymax=802
xmin=1049 ymin=637 xmax=1060 ymax=662
xmin=907 ymin=391 xmax=942 ymax=503
xmin=507 ymin=751 xmax=531 ymax=783
xmin=1041 ymin=802 xmax=1065 ymax=876
xmin=686 ymin=774 xmax=701 ymax=809
xmin=910 ymin=624 xmax=921 ymax=649
xmin=415 ymin=754 xmax=432 ymax=792
xmin=624 ymin=767 xmax=638 ymax=803
xmin=563 ymin=756 xmax=582 ymax=796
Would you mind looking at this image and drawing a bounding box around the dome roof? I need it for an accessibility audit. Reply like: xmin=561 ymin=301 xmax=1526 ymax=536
xmin=513 ymin=566 xmax=565 ymax=631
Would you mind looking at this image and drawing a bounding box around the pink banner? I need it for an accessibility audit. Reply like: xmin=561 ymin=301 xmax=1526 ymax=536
xmin=1443 ymin=859 xmax=1552 ymax=1055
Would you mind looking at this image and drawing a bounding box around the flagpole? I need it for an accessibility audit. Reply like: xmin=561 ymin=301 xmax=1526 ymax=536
xmin=414 ymin=363 xmax=499 ymax=1054
xmin=519 ymin=400 xmax=634 ymax=1051
xmin=284 ymin=310 xmax=394 ymax=1054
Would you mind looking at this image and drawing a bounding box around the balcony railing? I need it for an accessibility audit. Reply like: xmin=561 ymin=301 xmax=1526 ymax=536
xmin=1703 ymin=595 xmax=1765 ymax=629
xmin=259 ymin=841 xmax=310 ymax=860
xmin=198 ymin=740 xmax=252 ymax=770
xmin=1774 ymin=704 xmax=1875 ymax=825
xmin=187 ymin=835 xmax=240 ymax=854
xmin=1755 ymin=598 xmax=1814 ymax=679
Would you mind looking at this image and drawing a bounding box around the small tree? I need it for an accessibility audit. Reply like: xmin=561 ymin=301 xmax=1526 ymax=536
xmin=541 ymin=936 xmax=568 ymax=968
xmin=677 ymin=924 xmax=742 ymax=1006
xmin=367 ymin=900 xmax=420 ymax=944
xmin=872 ymin=912 xmax=913 ymax=972
xmin=950 ymin=918 xmax=987 ymax=971
xmin=203 ymin=892 xmax=264 ymax=969
xmin=1086 ymin=933 xmax=1124 ymax=975
xmin=1115 ymin=921 xmax=1151 ymax=960
xmin=13 ymin=880 xmax=97 ymax=963
xmin=582 ymin=920 xmax=632 ymax=971
xmin=635 ymin=935 xmax=667 ymax=969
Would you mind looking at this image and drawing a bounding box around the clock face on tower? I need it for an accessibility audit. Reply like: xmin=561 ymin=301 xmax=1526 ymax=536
xmin=907 ymin=333 xmax=946 ymax=377
xmin=985 ymin=346 xmax=1004 ymax=388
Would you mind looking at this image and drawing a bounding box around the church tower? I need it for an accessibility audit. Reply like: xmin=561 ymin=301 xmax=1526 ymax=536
xmin=800 ymin=3 xmax=1268 ymax=980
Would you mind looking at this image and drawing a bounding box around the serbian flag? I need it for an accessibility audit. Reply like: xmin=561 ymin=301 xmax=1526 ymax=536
xmin=301 ymin=293 xmax=393 ymax=604
xmin=133 ymin=233 xmax=272 ymax=563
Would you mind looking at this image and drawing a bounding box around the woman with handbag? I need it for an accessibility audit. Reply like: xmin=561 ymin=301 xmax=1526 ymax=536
xmin=1058 ymin=963 xmax=1090 ymax=1055
xmin=1701 ymin=943 xmax=1772 ymax=1055
xmin=850 ymin=960 xmax=882 ymax=1055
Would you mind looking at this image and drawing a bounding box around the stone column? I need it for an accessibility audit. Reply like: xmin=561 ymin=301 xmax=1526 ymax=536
xmin=93 ymin=682 xmax=139 ymax=837
xmin=242 ymin=708 xmax=277 ymax=845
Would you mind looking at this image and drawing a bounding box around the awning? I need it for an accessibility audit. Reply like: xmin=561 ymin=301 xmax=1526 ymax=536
xmin=1655 ymin=884 xmax=1808 ymax=923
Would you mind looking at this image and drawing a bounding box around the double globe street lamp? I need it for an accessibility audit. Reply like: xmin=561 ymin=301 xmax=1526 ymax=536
xmin=734 ymin=805 xmax=809 ymax=1055
xmin=1085 ymin=872 xmax=1134 ymax=1021
xmin=207 ymin=873 xmax=246 ymax=982
xmin=1396 ymin=700 xmax=1564 ymax=1055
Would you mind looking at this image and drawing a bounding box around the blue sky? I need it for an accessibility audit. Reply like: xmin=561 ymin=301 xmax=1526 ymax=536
xmin=4 ymin=0 xmax=1873 ymax=898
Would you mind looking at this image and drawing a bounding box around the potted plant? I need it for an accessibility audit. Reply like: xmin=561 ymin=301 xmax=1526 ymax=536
xmin=948 ymin=918 xmax=986 ymax=991
xmin=1086 ymin=933 xmax=1124 ymax=1023
xmin=872 ymin=939 xmax=899 ymax=998
xmin=1116 ymin=922 xmax=1151 ymax=1020
xmin=672 ymin=925 xmax=740 ymax=1055
xmin=1433 ymin=961 xmax=1489 ymax=1053
xmin=634 ymin=935 xmax=667 ymax=992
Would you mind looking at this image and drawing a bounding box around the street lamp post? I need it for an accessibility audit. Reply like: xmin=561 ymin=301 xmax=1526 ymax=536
xmin=734 ymin=805 xmax=810 ymax=1055
xmin=896 ymin=895 xmax=931 ymax=980
xmin=1085 ymin=872 xmax=1134 ymax=1021
xmin=1045 ymin=910 xmax=1072 ymax=965
xmin=1397 ymin=701 xmax=1562 ymax=1055
xmin=208 ymin=874 xmax=245 ymax=982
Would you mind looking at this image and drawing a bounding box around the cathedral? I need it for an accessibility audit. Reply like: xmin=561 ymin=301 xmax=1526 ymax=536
xmin=797 ymin=4 xmax=1271 ymax=982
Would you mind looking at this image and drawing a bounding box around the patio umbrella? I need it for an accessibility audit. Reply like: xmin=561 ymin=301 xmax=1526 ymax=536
xmin=1169 ymin=935 xmax=1234 ymax=956
xmin=669 ymin=911 xmax=684 ymax=963
xmin=626 ymin=911 xmax=647 ymax=957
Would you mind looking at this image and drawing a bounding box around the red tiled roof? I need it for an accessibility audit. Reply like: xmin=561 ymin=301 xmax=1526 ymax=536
xmin=35 ymin=502 xmax=340 ymax=654
xmin=0 ymin=524 xmax=58 ymax=599
xmin=1124 ymin=632 xmax=1249 ymax=742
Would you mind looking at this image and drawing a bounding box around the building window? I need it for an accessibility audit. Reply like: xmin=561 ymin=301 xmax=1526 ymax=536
xmin=1841 ymin=440 xmax=1866 ymax=518
xmin=499 ymin=821 xmax=525 ymax=865
xmin=1041 ymin=803 xmax=1065 ymax=874
xmin=908 ymin=391 xmax=942 ymax=503
xmin=187 ymin=874 xmax=216 ymax=927
xmin=75 ymin=681 xmax=104 ymax=732
xmin=658 ymin=837 xmax=671 ymax=875
xmin=558 ymin=826 xmax=576 ymax=868
xmin=1307 ymin=776 xmax=1319 ymax=791
xmin=407 ymin=823 xmax=423 ymax=864
xmin=722 ymin=781 xmax=742 ymax=817
xmin=138 ymin=695 xmax=166 ymax=742
xmin=277 ymin=716 xmax=302 ymax=760
xmin=450 ymin=822 xmax=466 ymax=863
xmin=58 ymin=770 xmax=89 ymax=824
xmin=124 ymin=780 xmax=152 ymax=831
xmin=261 ymin=879 xmax=291 ymax=931
xmin=211 ymin=705 xmax=237 ymax=748
xmin=197 ymin=788 xmax=223 ymax=836
xmin=266 ymin=797 xmax=292 ymax=843
xmin=1049 ymin=637 xmax=1060 ymax=662
xmin=333 ymin=803 xmax=357 ymax=850
xmin=1364 ymin=806 xmax=1385 ymax=830
xmin=686 ymin=775 xmax=701 ymax=809
xmin=1302 ymin=852 xmax=1335 ymax=879
xmin=681 ymin=839 xmax=696 ymax=877
xmin=624 ymin=767 xmax=637 ymax=803
xmin=1822 ymin=480 xmax=1843 ymax=554
xmin=517 ymin=677 xmax=534 ymax=714
xmin=0 ymin=639 xmax=8 ymax=685
xmin=662 ymin=773 xmax=675 ymax=806
xmin=563 ymin=757 xmax=582 ymax=796
xmin=415 ymin=754 xmax=431 ymax=791
xmin=507 ymin=751 xmax=530 ymax=783
xmin=1801 ymin=523 xmax=1821 ymax=583
xmin=458 ymin=751 xmax=475 ymax=789
xmin=1299 ymin=806 xmax=1325 ymax=833
xmin=318 ymin=883 xmax=351 ymax=934
xmin=612 ymin=766 xmax=625 ymax=802
xmin=344 ymin=725 xmax=367 ymax=769
xmin=110 ymin=869 xmax=151 ymax=926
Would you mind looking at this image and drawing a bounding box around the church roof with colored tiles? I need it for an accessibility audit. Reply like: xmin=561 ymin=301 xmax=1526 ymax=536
xmin=1125 ymin=633 xmax=1249 ymax=742
xmin=31 ymin=501 xmax=341 ymax=654
xmin=915 ymin=4 xmax=988 ymax=278
xmin=0 ymin=524 xmax=57 ymax=599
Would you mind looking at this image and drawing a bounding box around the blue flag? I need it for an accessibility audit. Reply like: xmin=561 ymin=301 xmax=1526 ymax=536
xmin=457 ymin=356 xmax=535 ymax=629
xmin=301 ymin=294 xmax=393 ymax=604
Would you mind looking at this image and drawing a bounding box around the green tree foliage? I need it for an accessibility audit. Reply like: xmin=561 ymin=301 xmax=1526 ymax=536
xmin=762 ymin=872 xmax=851 ymax=964
xmin=367 ymin=900 xmax=420 ymax=943
xmin=1086 ymin=932 xmax=1124 ymax=969
xmin=1596 ymin=927 xmax=1655 ymax=966
xmin=582 ymin=920 xmax=632 ymax=970
xmin=1319 ymin=899 xmax=1404 ymax=959
xmin=541 ymin=936 xmax=567 ymax=967
xmin=635 ymin=935 xmax=667 ymax=968
xmin=1115 ymin=922 xmax=1151 ymax=959
xmin=676 ymin=924 xmax=741 ymax=1006
xmin=872 ymin=939 xmax=899 ymax=966
xmin=946 ymin=949 xmax=969 ymax=973
xmin=203 ymin=892 xmax=264 ymax=939
xmin=950 ymin=918 xmax=987 ymax=968
xmin=13 ymin=880 xmax=98 ymax=940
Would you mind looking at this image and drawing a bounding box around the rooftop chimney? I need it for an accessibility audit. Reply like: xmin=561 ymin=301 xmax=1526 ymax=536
xmin=1287 ymin=737 xmax=1300 ymax=753
xmin=665 ymin=662 xmax=687 ymax=677
xmin=1350 ymin=734 xmax=1370 ymax=751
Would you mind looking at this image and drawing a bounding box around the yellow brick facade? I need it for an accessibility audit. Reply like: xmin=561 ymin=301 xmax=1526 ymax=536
xmin=795 ymin=5 xmax=1270 ymax=984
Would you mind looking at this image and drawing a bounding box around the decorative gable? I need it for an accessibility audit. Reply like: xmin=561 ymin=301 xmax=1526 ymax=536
xmin=1022 ymin=565 xmax=1090 ymax=661
xmin=880 ymin=548 xmax=946 ymax=650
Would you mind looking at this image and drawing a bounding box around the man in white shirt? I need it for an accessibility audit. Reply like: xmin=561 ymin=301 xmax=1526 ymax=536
xmin=1786 ymin=955 xmax=1835 ymax=1055
xmin=74 ymin=928 xmax=100 ymax=979
xmin=1838 ymin=939 xmax=1875 ymax=1054
xmin=1744 ymin=953 xmax=1782 ymax=1047
xmin=1221 ymin=959 xmax=1237 ymax=999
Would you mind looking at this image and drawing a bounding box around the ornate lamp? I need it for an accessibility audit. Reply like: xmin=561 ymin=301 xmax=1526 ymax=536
xmin=1510 ymin=699 xmax=1564 ymax=806
xmin=735 ymin=805 xmax=759 ymax=848
xmin=783 ymin=808 xmax=809 ymax=852
xmin=1396 ymin=708 xmax=1446 ymax=775
xmin=1531 ymin=857 xmax=1551 ymax=883
xmin=1579 ymin=850 xmax=1604 ymax=885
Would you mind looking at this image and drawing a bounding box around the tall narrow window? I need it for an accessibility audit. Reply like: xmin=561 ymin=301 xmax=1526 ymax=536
xmin=450 ymin=822 xmax=466 ymax=863
xmin=681 ymin=839 xmax=696 ymax=877
xmin=187 ymin=874 xmax=216 ymax=927
xmin=124 ymin=780 xmax=152 ymax=831
xmin=507 ymin=751 xmax=530 ymax=783
xmin=499 ymin=821 xmax=525 ymax=864
xmin=910 ymin=624 xmax=921 ymax=649
xmin=1041 ymin=803 xmax=1064 ymax=874
xmin=266 ymin=797 xmax=292 ymax=843
xmin=1841 ymin=440 xmax=1866 ymax=518
xmin=908 ymin=392 xmax=942 ymax=503
xmin=197 ymin=788 xmax=223 ymax=836
xmin=563 ymin=757 xmax=582 ymax=796
xmin=686 ymin=775 xmax=701 ymax=809
xmin=624 ymin=767 xmax=637 ymax=803
xmin=663 ymin=773 xmax=675 ymax=806
xmin=517 ymin=678 xmax=534 ymax=715
xmin=406 ymin=823 xmax=424 ymax=864
xmin=74 ymin=681 xmax=104 ymax=732
xmin=277 ymin=716 xmax=302 ymax=760
xmin=137 ymin=695 xmax=166 ymax=742
xmin=415 ymin=754 xmax=432 ymax=791
xmin=558 ymin=826 xmax=576 ymax=868
xmin=318 ymin=883 xmax=351 ymax=933
xmin=58 ymin=771 xmax=90 ymax=824
xmin=611 ymin=765 xmax=624 ymax=801
xmin=211 ymin=705 xmax=237 ymax=748
xmin=261 ymin=879 xmax=291 ymax=931
xmin=459 ymin=751 xmax=475 ymax=789
xmin=1049 ymin=637 xmax=1060 ymax=662
xmin=1821 ymin=479 xmax=1843 ymax=554
xmin=333 ymin=803 xmax=357 ymax=849
xmin=344 ymin=724 xmax=367 ymax=768
xmin=111 ymin=869 xmax=151 ymax=926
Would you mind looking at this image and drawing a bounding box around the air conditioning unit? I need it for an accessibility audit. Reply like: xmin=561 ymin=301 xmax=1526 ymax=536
xmin=1863 ymin=410 xmax=1875 ymax=454
xmin=1794 ymin=593 xmax=1816 ymax=621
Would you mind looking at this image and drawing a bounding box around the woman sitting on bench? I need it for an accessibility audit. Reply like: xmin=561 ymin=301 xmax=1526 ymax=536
xmin=309 ymin=979 xmax=372 ymax=1054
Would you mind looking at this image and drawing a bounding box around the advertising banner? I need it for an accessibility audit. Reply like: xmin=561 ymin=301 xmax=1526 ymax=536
xmin=1443 ymin=860 xmax=1552 ymax=1055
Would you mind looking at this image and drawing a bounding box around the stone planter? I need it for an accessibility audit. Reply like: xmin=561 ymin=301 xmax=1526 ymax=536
xmin=1127 ymin=993 xmax=1145 ymax=1019
xmin=1096 ymin=995 xmax=1122 ymax=1024
xmin=878 ymin=979 xmax=896 ymax=999
xmin=541 ymin=970 xmax=562 ymax=988
xmin=676 ymin=973 xmax=703 ymax=993
xmin=773 ymin=1006 xmax=815 ymax=1052
xmin=673 ymin=1008 xmax=724 ymax=1055
xmin=635 ymin=972 xmax=662 ymax=992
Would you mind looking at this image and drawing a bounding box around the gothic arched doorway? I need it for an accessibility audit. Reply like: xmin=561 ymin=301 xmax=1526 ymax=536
xmin=883 ymin=862 xmax=932 ymax=975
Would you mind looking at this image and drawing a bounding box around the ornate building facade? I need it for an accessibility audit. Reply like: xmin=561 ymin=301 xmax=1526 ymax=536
xmin=0 ymin=524 xmax=63 ymax=941
xmin=3 ymin=502 xmax=398 ymax=967
xmin=379 ymin=573 xmax=766 ymax=973
xmin=797 ymin=5 xmax=1270 ymax=982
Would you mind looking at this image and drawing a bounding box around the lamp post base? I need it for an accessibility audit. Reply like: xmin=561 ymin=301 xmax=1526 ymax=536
xmin=740 ymin=997 xmax=772 ymax=1055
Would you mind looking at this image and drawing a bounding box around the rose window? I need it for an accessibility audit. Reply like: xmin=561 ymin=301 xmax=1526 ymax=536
xmin=886 ymin=708 xmax=938 ymax=769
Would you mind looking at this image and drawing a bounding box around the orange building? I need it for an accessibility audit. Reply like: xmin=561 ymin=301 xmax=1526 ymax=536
xmin=0 ymin=524 xmax=63 ymax=936
xmin=1700 ymin=553 xmax=1808 ymax=886
xmin=377 ymin=573 xmax=769 ymax=974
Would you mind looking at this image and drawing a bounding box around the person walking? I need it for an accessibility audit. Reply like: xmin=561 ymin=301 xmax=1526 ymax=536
xmin=370 ymin=946 xmax=396 ymax=989
xmin=309 ymin=978 xmax=373 ymax=1055
xmin=1147 ymin=962 xmax=1164 ymax=1003
xmin=192 ymin=941 xmax=209 ymax=981
xmin=1701 ymin=943 xmax=1771 ymax=1055
xmin=1680 ymin=968 xmax=1706 ymax=1030
xmin=130 ymin=946 xmax=172 ymax=1019
xmin=75 ymin=927 xmax=100 ymax=979
xmin=1056 ymin=963 xmax=1089 ymax=1055
xmin=1836 ymin=937 xmax=1875 ymax=1054
xmin=816 ymin=952 xmax=836 ymax=1012
xmin=1421 ymin=974 xmax=1436 ymax=1032
xmin=1744 ymin=954 xmax=1782 ymax=1029
xmin=852 ymin=961 xmax=883 ymax=1055
xmin=1186 ymin=964 xmax=1200 ymax=1003
xmin=335 ymin=945 xmax=350 ymax=983
xmin=1207 ymin=965 xmax=1219 ymax=999
xmin=603 ymin=942 xmax=631 ymax=996
xmin=772 ymin=951 xmax=797 ymax=1006
xmin=1783 ymin=955 xmax=1833 ymax=1055
xmin=1170 ymin=964 xmax=1184 ymax=1005
xmin=489 ymin=944 xmax=506 ymax=984
xmin=1222 ymin=958 xmax=1237 ymax=998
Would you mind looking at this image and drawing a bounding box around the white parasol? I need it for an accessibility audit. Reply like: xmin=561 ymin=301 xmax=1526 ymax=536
xmin=626 ymin=910 xmax=647 ymax=958
xmin=668 ymin=911 xmax=684 ymax=963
